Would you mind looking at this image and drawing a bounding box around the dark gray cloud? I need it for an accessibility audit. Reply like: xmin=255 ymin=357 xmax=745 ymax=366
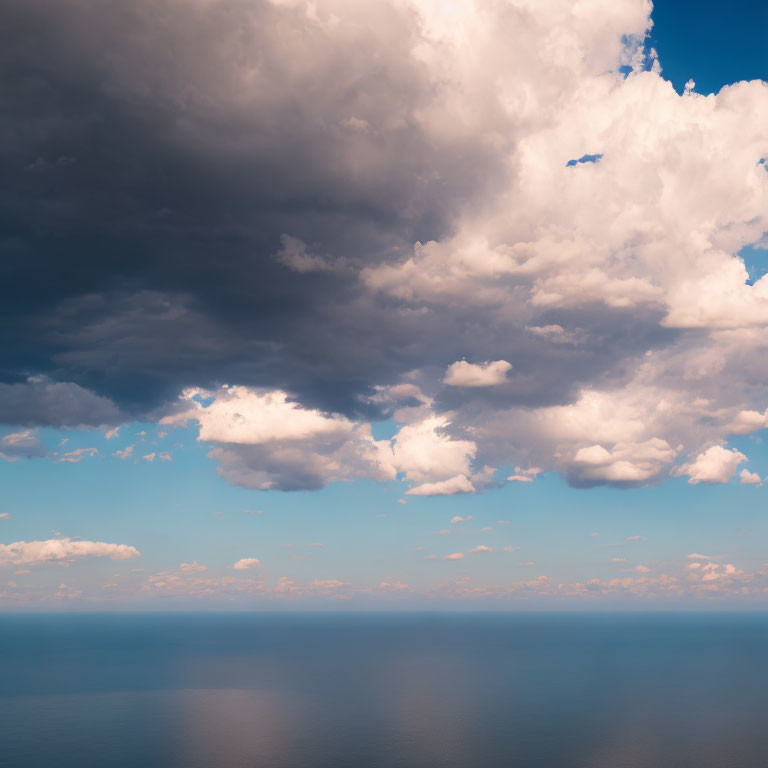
xmin=0 ymin=0 xmax=519 ymax=422
xmin=0 ymin=377 xmax=122 ymax=428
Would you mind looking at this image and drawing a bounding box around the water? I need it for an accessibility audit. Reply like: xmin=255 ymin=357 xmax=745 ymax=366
xmin=1 ymin=612 xmax=767 ymax=767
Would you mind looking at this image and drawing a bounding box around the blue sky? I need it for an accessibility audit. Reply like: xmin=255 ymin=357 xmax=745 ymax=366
xmin=3 ymin=418 xmax=768 ymax=609
xmin=2 ymin=0 xmax=768 ymax=609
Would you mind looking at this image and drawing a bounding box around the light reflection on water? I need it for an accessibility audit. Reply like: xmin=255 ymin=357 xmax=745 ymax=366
xmin=1 ymin=613 xmax=768 ymax=767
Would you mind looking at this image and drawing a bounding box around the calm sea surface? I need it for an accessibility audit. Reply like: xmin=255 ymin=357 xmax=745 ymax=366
xmin=1 ymin=612 xmax=767 ymax=768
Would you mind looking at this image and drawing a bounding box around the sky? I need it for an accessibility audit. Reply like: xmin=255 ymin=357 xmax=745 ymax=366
xmin=1 ymin=0 xmax=768 ymax=610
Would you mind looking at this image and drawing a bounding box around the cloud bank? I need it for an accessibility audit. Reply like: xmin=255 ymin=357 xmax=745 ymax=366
xmin=2 ymin=0 xmax=768 ymax=492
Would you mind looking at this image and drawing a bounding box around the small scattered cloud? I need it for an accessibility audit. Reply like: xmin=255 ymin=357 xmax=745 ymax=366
xmin=378 ymin=580 xmax=409 ymax=591
xmin=739 ymin=469 xmax=763 ymax=487
xmin=233 ymin=557 xmax=261 ymax=570
xmin=443 ymin=552 xmax=465 ymax=560
xmin=56 ymin=447 xmax=98 ymax=463
xmin=142 ymin=451 xmax=172 ymax=463
xmin=179 ymin=561 xmax=207 ymax=572
xmin=114 ymin=444 xmax=134 ymax=459
xmin=507 ymin=466 xmax=543 ymax=483
xmin=468 ymin=545 xmax=493 ymax=553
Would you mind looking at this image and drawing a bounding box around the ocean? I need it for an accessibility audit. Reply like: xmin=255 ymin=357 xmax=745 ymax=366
xmin=1 ymin=612 xmax=767 ymax=767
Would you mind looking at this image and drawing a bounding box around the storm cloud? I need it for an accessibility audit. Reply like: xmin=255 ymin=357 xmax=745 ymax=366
xmin=3 ymin=0 xmax=768 ymax=490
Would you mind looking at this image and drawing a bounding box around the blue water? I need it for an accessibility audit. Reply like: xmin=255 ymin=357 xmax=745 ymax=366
xmin=1 ymin=613 xmax=768 ymax=767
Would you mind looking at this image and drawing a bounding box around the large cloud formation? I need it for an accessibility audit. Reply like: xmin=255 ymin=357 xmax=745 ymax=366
xmin=2 ymin=0 xmax=768 ymax=491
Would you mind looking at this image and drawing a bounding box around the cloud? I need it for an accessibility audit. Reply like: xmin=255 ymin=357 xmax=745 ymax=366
xmin=0 ymin=431 xmax=46 ymax=462
xmin=674 ymin=445 xmax=747 ymax=485
xmin=443 ymin=360 xmax=512 ymax=387
xmin=442 ymin=552 xmax=464 ymax=561
xmin=0 ymin=378 xmax=122 ymax=428
xmin=0 ymin=513 xmax=11 ymax=520
xmin=525 ymin=325 xmax=577 ymax=344
xmin=570 ymin=439 xmax=678 ymax=485
xmin=179 ymin=561 xmax=207 ymax=572
xmin=164 ymin=386 xmax=397 ymax=491
xmin=166 ymin=387 xmax=354 ymax=445
xmin=232 ymin=558 xmax=261 ymax=570
xmin=114 ymin=444 xmax=135 ymax=460
xmin=56 ymin=447 xmax=98 ymax=463
xmin=687 ymin=553 xmax=712 ymax=560
xmin=2 ymin=0 xmax=768 ymax=497
xmin=406 ymin=474 xmax=474 ymax=496
xmin=391 ymin=415 xmax=477 ymax=488
xmin=507 ymin=466 xmax=543 ymax=483
xmin=450 ymin=515 xmax=472 ymax=523
xmin=0 ymin=538 xmax=140 ymax=566
xmin=378 ymin=580 xmax=409 ymax=591
xmin=739 ymin=469 xmax=763 ymax=486
xmin=728 ymin=409 xmax=768 ymax=435
xmin=164 ymin=386 xmax=480 ymax=494
xmin=688 ymin=562 xmax=743 ymax=583
xmin=468 ymin=545 xmax=493 ymax=553
xmin=273 ymin=235 xmax=338 ymax=274
xmin=142 ymin=452 xmax=172 ymax=462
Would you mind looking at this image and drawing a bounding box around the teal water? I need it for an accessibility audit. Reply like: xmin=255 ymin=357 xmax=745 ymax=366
xmin=1 ymin=613 xmax=767 ymax=767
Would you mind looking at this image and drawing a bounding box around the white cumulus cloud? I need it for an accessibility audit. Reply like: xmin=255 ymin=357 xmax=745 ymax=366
xmin=0 ymin=538 xmax=140 ymax=566
xmin=443 ymin=360 xmax=512 ymax=387
xmin=674 ymin=445 xmax=747 ymax=485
